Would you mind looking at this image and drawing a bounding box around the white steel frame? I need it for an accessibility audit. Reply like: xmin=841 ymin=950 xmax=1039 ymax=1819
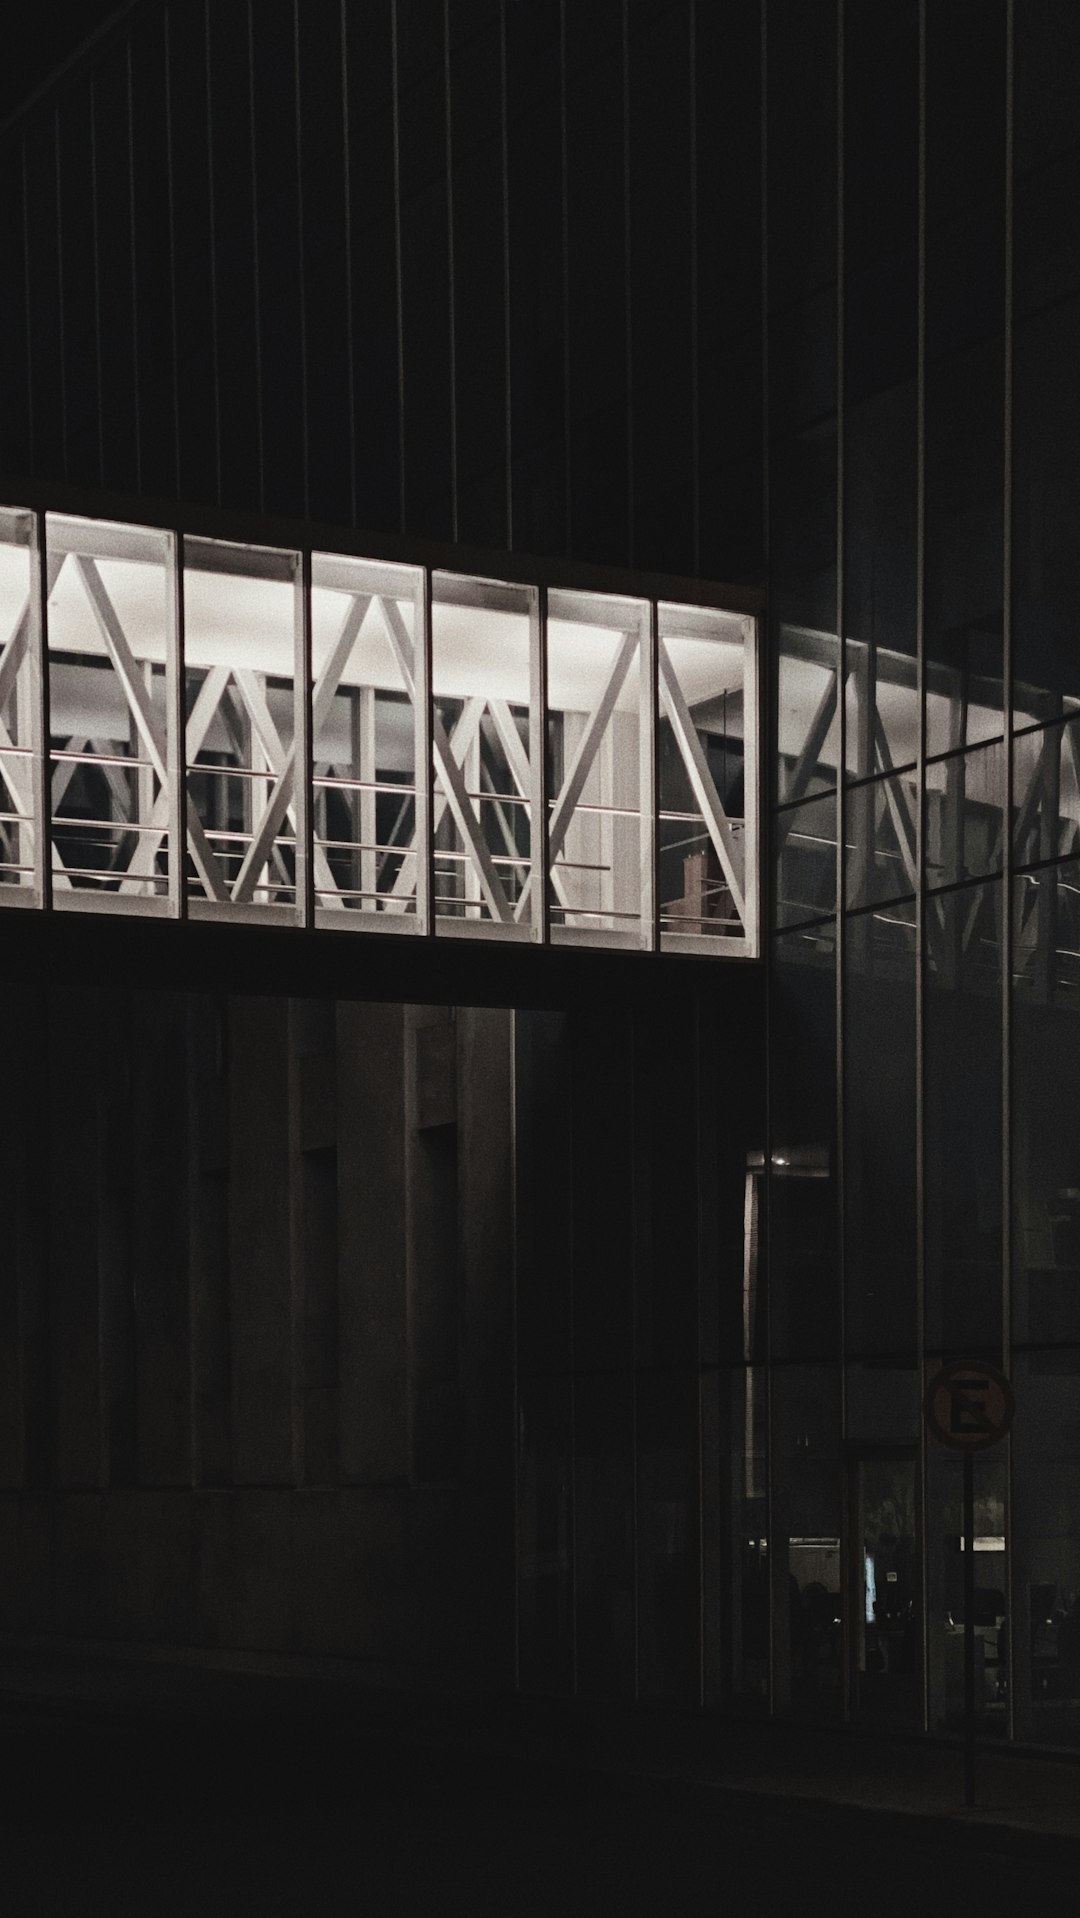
xmin=0 ymin=504 xmax=761 ymax=959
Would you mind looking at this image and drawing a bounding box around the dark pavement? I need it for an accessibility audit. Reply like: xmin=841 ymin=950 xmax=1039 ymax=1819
xmin=3 ymin=1696 xmax=1078 ymax=1916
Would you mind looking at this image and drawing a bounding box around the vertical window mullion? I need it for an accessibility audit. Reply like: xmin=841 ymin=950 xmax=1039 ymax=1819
xmin=641 ymin=598 xmax=658 ymax=951
xmin=30 ymin=511 xmax=51 ymax=910
xmin=744 ymin=614 xmax=762 ymax=956
xmin=167 ymin=529 xmax=186 ymax=919
xmin=530 ymin=585 xmax=548 ymax=944
xmin=417 ymin=566 xmax=434 ymax=935
xmin=295 ymin=549 xmax=314 ymax=928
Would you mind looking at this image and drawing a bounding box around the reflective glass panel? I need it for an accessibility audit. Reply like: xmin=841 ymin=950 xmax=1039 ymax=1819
xmin=183 ymin=538 xmax=299 ymax=916
xmin=1013 ymin=720 xmax=1080 ymax=870
xmin=774 ymin=792 xmax=837 ymax=929
xmin=1011 ymin=1349 xmax=1080 ymax=1748
xmin=924 ymin=881 xmax=1002 ymax=1351
xmin=46 ymin=515 xmax=171 ymax=902
xmin=727 ymin=1364 xmax=769 ymax=1702
xmin=925 ymin=1442 xmax=1007 ymax=1736
xmin=1013 ymin=296 xmax=1080 ymax=727
xmin=844 ymin=906 xmax=916 ymax=1359
xmin=843 ymin=382 xmax=919 ymax=780
xmin=853 ymin=1453 xmax=920 ymax=1727
xmin=771 ymin=1362 xmax=843 ymax=1718
xmin=924 ymin=739 xmax=1005 ymax=891
xmin=845 ymin=772 xmax=918 ymax=911
xmin=310 ymin=553 xmax=423 ymax=926
xmin=776 ymin=631 xmax=841 ymax=801
xmin=658 ymin=602 xmax=754 ymax=949
xmin=770 ymin=928 xmax=838 ymax=1362
xmin=546 ymin=588 xmax=650 ymax=948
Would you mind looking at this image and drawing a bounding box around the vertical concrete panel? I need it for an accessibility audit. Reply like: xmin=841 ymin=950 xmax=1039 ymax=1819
xmin=514 ymin=1011 xmax=573 ymax=1376
xmin=406 ymin=1007 xmax=461 ymax=1482
xmin=46 ymin=988 xmax=105 ymax=1486
xmin=228 ymin=997 xmax=294 ymax=1485
xmin=457 ymin=1008 xmax=513 ymax=1490
xmin=188 ymin=995 xmax=232 ymax=1485
xmin=132 ymin=992 xmax=191 ymax=1485
xmin=290 ymin=1000 xmax=339 ymax=1486
xmin=337 ymin=1000 xmax=409 ymax=1483
xmin=0 ymin=985 xmax=49 ymax=1489
xmin=192 ymin=1490 xmax=292 ymax=1650
xmin=96 ymin=992 xmax=138 ymax=1487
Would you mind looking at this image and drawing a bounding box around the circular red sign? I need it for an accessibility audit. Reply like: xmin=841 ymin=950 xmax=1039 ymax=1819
xmin=924 ymin=1361 xmax=1014 ymax=1451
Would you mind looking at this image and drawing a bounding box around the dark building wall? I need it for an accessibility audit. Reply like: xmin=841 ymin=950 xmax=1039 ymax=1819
xmin=0 ymin=0 xmax=762 ymax=586
xmin=0 ymin=988 xmax=514 ymax=1680
xmin=765 ymin=0 xmax=1080 ymax=1744
xmin=0 ymin=0 xmax=768 ymax=1703
xmin=514 ymin=988 xmax=763 ymax=1706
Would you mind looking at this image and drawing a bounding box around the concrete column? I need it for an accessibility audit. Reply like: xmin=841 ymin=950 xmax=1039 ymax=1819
xmin=337 ymin=999 xmax=409 ymax=1484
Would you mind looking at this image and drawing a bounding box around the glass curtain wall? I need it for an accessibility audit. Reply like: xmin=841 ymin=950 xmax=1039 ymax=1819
xmin=0 ymin=505 xmax=759 ymax=957
xmin=766 ymin=0 xmax=1080 ymax=1747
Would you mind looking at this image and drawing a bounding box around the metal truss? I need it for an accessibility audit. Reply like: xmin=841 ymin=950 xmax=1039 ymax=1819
xmin=0 ymin=505 xmax=760 ymax=959
xmin=776 ymin=622 xmax=1080 ymax=992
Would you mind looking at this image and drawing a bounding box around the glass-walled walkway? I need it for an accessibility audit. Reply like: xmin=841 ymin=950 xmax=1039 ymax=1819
xmin=0 ymin=505 xmax=758 ymax=958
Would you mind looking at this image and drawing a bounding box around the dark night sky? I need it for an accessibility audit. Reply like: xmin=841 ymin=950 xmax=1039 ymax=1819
xmin=1 ymin=3 xmax=133 ymax=126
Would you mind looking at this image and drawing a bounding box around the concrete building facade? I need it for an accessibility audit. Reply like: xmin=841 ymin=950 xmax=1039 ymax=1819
xmin=3 ymin=0 xmax=1080 ymax=1757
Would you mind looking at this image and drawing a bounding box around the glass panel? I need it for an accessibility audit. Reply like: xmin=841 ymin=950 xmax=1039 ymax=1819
xmin=924 ymin=739 xmax=1005 ymax=890
xmin=774 ymin=792 xmax=837 ymax=929
xmin=727 ymin=1364 xmax=769 ymax=1702
xmin=846 ymin=1365 xmax=918 ymax=1445
xmin=1014 ymin=295 xmax=1080 ymax=727
xmin=1014 ymin=867 xmax=1080 ymax=1007
xmin=636 ymin=1372 xmax=699 ymax=1703
xmin=854 ymin=1455 xmax=919 ymax=1726
xmin=0 ymin=508 xmax=35 ymax=893
xmin=845 ymin=772 xmax=918 ymax=911
xmin=770 ymin=929 xmax=838 ymax=1362
xmin=772 ymin=1362 xmax=842 ymax=1718
xmin=843 ymin=386 xmax=919 ymax=778
xmin=1011 ymin=1349 xmax=1080 ymax=1748
xmin=431 ymin=572 xmax=537 ymax=934
xmin=776 ymin=630 xmax=841 ymax=801
xmin=46 ymin=515 xmax=171 ymax=902
xmin=926 ymin=1442 xmax=1007 ymax=1736
xmin=546 ymin=588 xmax=649 ymax=948
xmin=770 ymin=418 xmax=839 ymax=803
xmin=924 ymin=881 xmax=1002 ymax=1351
xmin=310 ymin=553 xmax=423 ymax=926
xmin=1013 ymin=719 xmax=1080 ymax=870
xmin=183 ymin=538 xmax=299 ymax=916
xmin=1012 ymin=866 xmax=1080 ymax=1401
xmin=924 ymin=344 xmax=1005 ymax=749
xmin=843 ymin=0 xmax=918 ymax=398
xmin=844 ymin=629 xmax=919 ymax=780
xmin=844 ymin=906 xmax=916 ymax=1359
xmin=658 ymin=602 xmax=753 ymax=947
xmin=766 ymin=0 xmax=837 ymax=314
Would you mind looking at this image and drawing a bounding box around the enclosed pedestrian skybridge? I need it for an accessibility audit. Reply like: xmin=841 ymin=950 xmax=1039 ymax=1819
xmin=0 ymin=505 xmax=759 ymax=961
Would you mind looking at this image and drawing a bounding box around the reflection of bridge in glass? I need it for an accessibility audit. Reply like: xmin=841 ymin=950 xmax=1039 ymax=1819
xmin=776 ymin=622 xmax=1080 ymax=997
xmin=0 ymin=505 xmax=759 ymax=960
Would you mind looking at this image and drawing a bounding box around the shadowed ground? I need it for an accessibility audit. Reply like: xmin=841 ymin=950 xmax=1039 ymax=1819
xmin=4 ymin=1697 xmax=1078 ymax=1916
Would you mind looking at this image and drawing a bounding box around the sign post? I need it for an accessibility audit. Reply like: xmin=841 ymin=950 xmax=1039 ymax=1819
xmin=923 ymin=1361 xmax=1014 ymax=1810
